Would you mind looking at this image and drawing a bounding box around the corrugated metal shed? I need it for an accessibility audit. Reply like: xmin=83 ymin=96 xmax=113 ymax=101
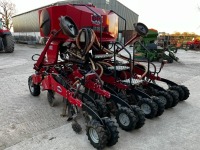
xmin=12 ymin=11 xmax=39 ymax=32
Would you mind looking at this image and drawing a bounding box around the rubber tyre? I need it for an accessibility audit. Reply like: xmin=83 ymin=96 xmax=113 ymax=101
xmin=137 ymin=98 xmax=158 ymax=119
xmin=103 ymin=118 xmax=119 ymax=147
xmin=95 ymin=99 xmax=109 ymax=117
xmin=169 ymin=86 xmax=184 ymax=101
xmin=167 ymin=90 xmax=179 ymax=107
xmin=179 ymin=85 xmax=190 ymax=101
xmin=156 ymin=91 xmax=173 ymax=109
xmin=131 ymin=105 xmax=146 ymax=129
xmin=116 ymin=107 xmax=137 ymax=131
xmin=151 ymin=96 xmax=165 ymax=117
xmin=28 ymin=76 xmax=40 ymax=96
xmin=72 ymin=122 xmax=82 ymax=133
xmin=86 ymin=119 xmax=108 ymax=149
xmin=3 ymin=34 xmax=14 ymax=53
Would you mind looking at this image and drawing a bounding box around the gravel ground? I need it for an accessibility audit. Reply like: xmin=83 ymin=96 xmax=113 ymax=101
xmin=0 ymin=44 xmax=200 ymax=150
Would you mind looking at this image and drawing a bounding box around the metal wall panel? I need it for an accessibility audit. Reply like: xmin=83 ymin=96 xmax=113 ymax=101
xmin=13 ymin=10 xmax=39 ymax=32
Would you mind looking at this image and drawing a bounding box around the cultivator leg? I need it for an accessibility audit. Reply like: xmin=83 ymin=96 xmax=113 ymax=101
xmin=47 ymin=90 xmax=55 ymax=107
xmin=61 ymin=98 xmax=68 ymax=117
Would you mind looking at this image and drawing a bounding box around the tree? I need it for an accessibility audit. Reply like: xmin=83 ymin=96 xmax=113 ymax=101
xmin=0 ymin=0 xmax=16 ymax=30
xmin=182 ymin=32 xmax=189 ymax=36
xmin=173 ymin=32 xmax=181 ymax=36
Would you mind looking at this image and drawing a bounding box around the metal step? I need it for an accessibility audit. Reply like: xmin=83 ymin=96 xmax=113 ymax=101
xmin=121 ymin=78 xmax=143 ymax=85
xmin=93 ymin=54 xmax=114 ymax=59
xmin=108 ymin=66 xmax=130 ymax=71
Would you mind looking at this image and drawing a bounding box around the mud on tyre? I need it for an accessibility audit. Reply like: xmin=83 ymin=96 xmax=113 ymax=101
xmin=103 ymin=117 xmax=119 ymax=147
xmin=86 ymin=119 xmax=108 ymax=149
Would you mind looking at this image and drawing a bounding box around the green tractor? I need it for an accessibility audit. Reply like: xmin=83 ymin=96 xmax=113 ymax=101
xmin=135 ymin=29 xmax=179 ymax=63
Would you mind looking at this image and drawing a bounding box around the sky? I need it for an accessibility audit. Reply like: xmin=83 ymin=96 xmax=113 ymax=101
xmin=10 ymin=0 xmax=200 ymax=34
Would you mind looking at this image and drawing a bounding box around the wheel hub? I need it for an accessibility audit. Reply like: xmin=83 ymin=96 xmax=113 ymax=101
xmin=119 ymin=113 xmax=130 ymax=126
xmin=29 ymin=81 xmax=34 ymax=93
xmin=141 ymin=103 xmax=151 ymax=115
xmin=89 ymin=128 xmax=99 ymax=144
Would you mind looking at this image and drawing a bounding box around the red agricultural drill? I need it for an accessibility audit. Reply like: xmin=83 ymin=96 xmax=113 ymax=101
xmin=28 ymin=3 xmax=190 ymax=150
xmin=28 ymin=3 xmax=147 ymax=149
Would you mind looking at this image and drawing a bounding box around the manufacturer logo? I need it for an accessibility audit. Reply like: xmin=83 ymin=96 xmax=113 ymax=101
xmin=91 ymin=14 xmax=103 ymax=25
xmin=57 ymin=86 xmax=62 ymax=93
xmin=49 ymin=45 xmax=53 ymax=50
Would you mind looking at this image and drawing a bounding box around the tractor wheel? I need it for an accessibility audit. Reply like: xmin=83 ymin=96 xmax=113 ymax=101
xmin=95 ymin=99 xmax=109 ymax=117
xmin=167 ymin=90 xmax=179 ymax=107
xmin=131 ymin=105 xmax=146 ymax=129
xmin=103 ymin=118 xmax=119 ymax=147
xmin=151 ymin=96 xmax=165 ymax=117
xmin=179 ymin=85 xmax=190 ymax=101
xmin=47 ymin=90 xmax=55 ymax=107
xmin=169 ymin=86 xmax=184 ymax=101
xmin=86 ymin=119 xmax=108 ymax=149
xmin=137 ymin=98 xmax=158 ymax=119
xmin=156 ymin=91 xmax=173 ymax=109
xmin=116 ymin=107 xmax=137 ymax=131
xmin=3 ymin=34 xmax=14 ymax=53
xmin=28 ymin=76 xmax=40 ymax=96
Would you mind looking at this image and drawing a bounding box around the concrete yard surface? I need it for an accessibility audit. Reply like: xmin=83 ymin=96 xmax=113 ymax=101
xmin=0 ymin=44 xmax=200 ymax=150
